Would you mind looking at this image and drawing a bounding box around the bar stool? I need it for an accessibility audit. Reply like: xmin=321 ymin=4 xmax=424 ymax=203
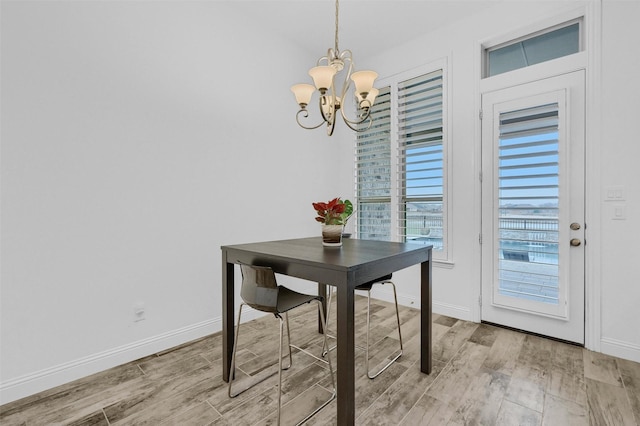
xmin=323 ymin=274 xmax=403 ymax=379
xmin=228 ymin=263 xmax=335 ymax=425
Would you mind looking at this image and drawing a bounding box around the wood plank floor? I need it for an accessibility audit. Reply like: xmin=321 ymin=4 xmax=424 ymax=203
xmin=2 ymin=296 xmax=639 ymax=425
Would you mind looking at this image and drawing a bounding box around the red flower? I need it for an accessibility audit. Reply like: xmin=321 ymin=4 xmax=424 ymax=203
xmin=313 ymin=197 xmax=350 ymax=225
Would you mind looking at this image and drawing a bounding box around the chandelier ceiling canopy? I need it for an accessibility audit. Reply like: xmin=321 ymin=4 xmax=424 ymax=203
xmin=291 ymin=0 xmax=378 ymax=136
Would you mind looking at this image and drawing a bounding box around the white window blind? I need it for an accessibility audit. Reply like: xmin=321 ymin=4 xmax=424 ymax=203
xmin=398 ymin=70 xmax=444 ymax=249
xmin=356 ymin=86 xmax=392 ymax=241
xmin=498 ymin=103 xmax=560 ymax=303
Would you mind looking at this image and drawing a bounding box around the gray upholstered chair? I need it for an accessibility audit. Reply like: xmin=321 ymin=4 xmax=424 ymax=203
xmin=228 ymin=263 xmax=335 ymax=425
xmin=324 ymin=274 xmax=403 ymax=379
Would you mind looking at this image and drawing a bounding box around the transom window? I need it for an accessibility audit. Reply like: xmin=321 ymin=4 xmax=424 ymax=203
xmin=485 ymin=20 xmax=582 ymax=77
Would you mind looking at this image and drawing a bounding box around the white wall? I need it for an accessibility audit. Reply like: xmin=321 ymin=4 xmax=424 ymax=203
xmin=0 ymin=0 xmax=349 ymax=403
xmin=598 ymin=0 xmax=640 ymax=361
xmin=2 ymin=0 xmax=638 ymax=405
xmin=361 ymin=0 xmax=640 ymax=363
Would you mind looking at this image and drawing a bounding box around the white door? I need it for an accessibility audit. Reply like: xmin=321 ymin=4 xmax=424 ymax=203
xmin=481 ymin=71 xmax=585 ymax=344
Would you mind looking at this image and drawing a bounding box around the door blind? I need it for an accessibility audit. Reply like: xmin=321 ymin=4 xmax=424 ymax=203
xmin=498 ymin=102 xmax=560 ymax=304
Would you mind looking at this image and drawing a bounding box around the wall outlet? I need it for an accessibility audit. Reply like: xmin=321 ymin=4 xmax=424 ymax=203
xmin=133 ymin=302 xmax=146 ymax=322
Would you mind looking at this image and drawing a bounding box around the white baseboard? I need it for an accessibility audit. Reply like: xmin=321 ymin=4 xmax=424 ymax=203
xmin=600 ymin=337 xmax=640 ymax=363
xmin=0 ymin=318 xmax=223 ymax=405
xmin=368 ymin=288 xmax=473 ymax=322
xmin=0 ymin=307 xmax=273 ymax=406
xmin=433 ymin=301 xmax=474 ymax=322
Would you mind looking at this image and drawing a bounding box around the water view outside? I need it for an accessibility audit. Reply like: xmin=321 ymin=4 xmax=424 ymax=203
xmin=498 ymin=103 xmax=560 ymax=305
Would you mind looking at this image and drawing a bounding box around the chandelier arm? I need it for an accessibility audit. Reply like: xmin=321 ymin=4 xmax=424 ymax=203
xmin=339 ymin=54 xmax=353 ymax=99
xmin=296 ymin=109 xmax=326 ymax=130
xmin=335 ymin=52 xmax=375 ymax=130
xmin=340 ymin=107 xmax=373 ymax=129
xmin=318 ymin=94 xmax=333 ymax=124
xmin=341 ymin=113 xmax=373 ymax=132
xmin=317 ymin=77 xmax=338 ymax=135
xmin=326 ymin=115 xmax=337 ymax=136
xmin=339 ymin=54 xmax=372 ymax=129
xmin=317 ymin=55 xmax=330 ymax=66
xmin=338 ymin=49 xmax=352 ymax=61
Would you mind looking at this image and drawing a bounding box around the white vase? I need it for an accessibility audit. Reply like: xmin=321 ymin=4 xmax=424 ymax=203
xmin=321 ymin=224 xmax=343 ymax=247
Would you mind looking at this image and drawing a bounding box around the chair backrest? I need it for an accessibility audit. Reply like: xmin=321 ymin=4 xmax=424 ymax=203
xmin=239 ymin=264 xmax=279 ymax=313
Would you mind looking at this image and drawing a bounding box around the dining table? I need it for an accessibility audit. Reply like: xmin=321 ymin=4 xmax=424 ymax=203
xmin=221 ymin=236 xmax=433 ymax=425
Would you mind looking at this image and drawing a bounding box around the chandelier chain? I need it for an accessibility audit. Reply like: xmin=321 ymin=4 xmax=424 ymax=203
xmin=334 ymin=0 xmax=339 ymax=53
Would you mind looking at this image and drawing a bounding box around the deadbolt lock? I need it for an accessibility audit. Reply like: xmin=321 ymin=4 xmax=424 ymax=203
xmin=570 ymin=238 xmax=582 ymax=247
xmin=570 ymin=223 xmax=581 ymax=230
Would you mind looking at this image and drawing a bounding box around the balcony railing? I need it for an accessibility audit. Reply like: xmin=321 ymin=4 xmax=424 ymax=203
xmin=405 ymin=213 xmax=443 ymax=249
xmin=499 ymin=216 xmax=558 ymax=231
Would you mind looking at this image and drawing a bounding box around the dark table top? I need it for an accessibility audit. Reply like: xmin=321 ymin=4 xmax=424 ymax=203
xmin=222 ymin=237 xmax=432 ymax=287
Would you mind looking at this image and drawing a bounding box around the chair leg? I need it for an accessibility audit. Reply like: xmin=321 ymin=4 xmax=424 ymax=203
xmin=230 ymin=302 xmax=334 ymax=425
xmin=365 ymin=281 xmax=403 ymax=379
xmin=273 ymin=301 xmax=336 ymax=425
xmin=317 ymin=300 xmax=336 ymax=393
xmin=229 ymin=304 xmax=282 ymax=399
xmin=321 ymin=288 xmax=336 ymax=357
xmin=228 ymin=303 xmax=245 ymax=397
xmin=282 ymin=312 xmax=293 ymax=370
xmin=391 ymin=282 xmax=404 ymax=351
xmin=277 ymin=316 xmax=285 ymax=426
xmin=364 ymin=289 xmax=372 ymax=375
xmin=293 ymin=301 xmax=336 ymax=426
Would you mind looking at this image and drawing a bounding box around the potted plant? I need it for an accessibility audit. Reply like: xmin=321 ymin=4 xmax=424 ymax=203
xmin=312 ymin=197 xmax=353 ymax=246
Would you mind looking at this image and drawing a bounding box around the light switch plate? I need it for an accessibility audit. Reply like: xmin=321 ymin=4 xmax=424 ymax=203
xmin=604 ymin=185 xmax=626 ymax=201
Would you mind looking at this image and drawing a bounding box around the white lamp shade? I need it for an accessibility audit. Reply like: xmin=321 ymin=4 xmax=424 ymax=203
xmin=291 ymin=83 xmax=315 ymax=106
xmin=365 ymin=87 xmax=379 ymax=106
xmin=309 ymin=66 xmax=337 ymax=91
xmin=356 ymin=87 xmax=379 ymax=104
xmin=351 ymin=70 xmax=378 ymax=95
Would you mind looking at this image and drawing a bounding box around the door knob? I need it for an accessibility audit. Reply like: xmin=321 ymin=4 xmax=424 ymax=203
xmin=570 ymin=238 xmax=581 ymax=247
xmin=570 ymin=222 xmax=581 ymax=230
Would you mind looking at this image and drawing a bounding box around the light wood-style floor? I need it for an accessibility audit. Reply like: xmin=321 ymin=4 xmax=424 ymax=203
xmin=2 ymin=295 xmax=639 ymax=425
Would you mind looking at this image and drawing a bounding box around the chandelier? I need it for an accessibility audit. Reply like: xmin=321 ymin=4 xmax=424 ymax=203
xmin=290 ymin=0 xmax=379 ymax=136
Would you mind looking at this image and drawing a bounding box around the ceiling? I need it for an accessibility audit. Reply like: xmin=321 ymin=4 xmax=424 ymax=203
xmin=224 ymin=0 xmax=503 ymax=59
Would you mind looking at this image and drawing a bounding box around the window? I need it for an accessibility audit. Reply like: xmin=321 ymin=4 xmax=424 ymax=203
xmin=356 ymin=66 xmax=447 ymax=258
xmin=485 ymin=20 xmax=581 ymax=77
